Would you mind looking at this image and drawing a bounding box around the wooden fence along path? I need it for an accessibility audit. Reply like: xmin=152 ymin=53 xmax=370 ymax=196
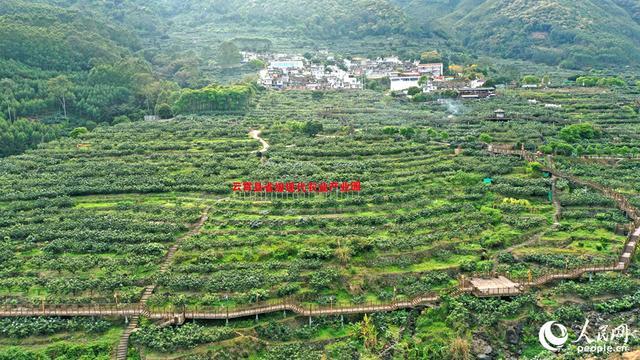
xmin=580 ymin=154 xmax=640 ymax=161
xmin=0 ymin=147 xmax=639 ymax=359
xmin=486 ymin=145 xmax=640 ymax=269
xmin=0 ymin=296 xmax=442 ymax=321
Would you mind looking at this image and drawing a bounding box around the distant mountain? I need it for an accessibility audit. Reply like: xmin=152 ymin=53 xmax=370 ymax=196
xmin=170 ymin=0 xmax=640 ymax=68
xmin=394 ymin=0 xmax=640 ymax=68
xmin=3 ymin=0 xmax=639 ymax=72
xmin=161 ymin=0 xmax=431 ymax=39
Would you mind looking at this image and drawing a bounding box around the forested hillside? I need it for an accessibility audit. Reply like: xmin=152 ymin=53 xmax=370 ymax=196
xmin=149 ymin=0 xmax=640 ymax=68
xmin=4 ymin=0 xmax=640 ymax=76
xmin=0 ymin=1 xmax=140 ymax=71
xmin=181 ymin=0 xmax=419 ymax=38
xmin=0 ymin=1 xmax=131 ymax=154
xmin=1 ymin=0 xmax=639 ymax=157
xmin=0 ymin=1 xmax=195 ymax=156
xmin=441 ymin=0 xmax=640 ymax=68
xmin=390 ymin=0 xmax=640 ymax=68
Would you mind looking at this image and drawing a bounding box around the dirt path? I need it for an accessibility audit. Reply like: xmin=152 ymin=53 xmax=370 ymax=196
xmin=509 ymin=232 xmax=543 ymax=253
xmin=551 ymin=175 xmax=561 ymax=227
xmin=493 ymin=230 xmax=544 ymax=267
xmin=249 ymin=129 xmax=269 ymax=154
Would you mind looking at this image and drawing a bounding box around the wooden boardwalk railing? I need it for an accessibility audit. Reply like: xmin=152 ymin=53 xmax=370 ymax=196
xmin=472 ymin=286 xmax=523 ymax=297
xmin=580 ymin=154 xmax=640 ymax=161
xmin=487 ymin=145 xmax=640 ymax=272
xmin=0 ymin=304 xmax=142 ymax=317
xmin=0 ymin=296 xmax=441 ymax=321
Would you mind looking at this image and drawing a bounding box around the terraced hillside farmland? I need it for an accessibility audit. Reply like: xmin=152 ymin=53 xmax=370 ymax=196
xmin=1 ymin=89 xmax=639 ymax=359
xmin=0 ymin=120 xmax=261 ymax=301
xmin=157 ymin=139 xmax=546 ymax=307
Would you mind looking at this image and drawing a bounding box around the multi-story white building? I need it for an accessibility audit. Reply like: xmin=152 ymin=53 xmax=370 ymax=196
xmin=390 ymin=73 xmax=421 ymax=91
xmin=342 ymin=74 xmax=363 ymax=89
xmin=417 ymin=63 xmax=444 ymax=77
xmin=269 ymin=60 xmax=304 ymax=70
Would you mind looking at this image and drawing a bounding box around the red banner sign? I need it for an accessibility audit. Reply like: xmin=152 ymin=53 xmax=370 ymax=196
xmin=232 ymin=181 xmax=361 ymax=193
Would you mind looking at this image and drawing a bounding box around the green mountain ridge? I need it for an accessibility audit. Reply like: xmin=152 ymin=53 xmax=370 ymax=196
xmin=3 ymin=0 xmax=639 ymax=70
xmin=442 ymin=0 xmax=640 ymax=68
xmin=391 ymin=0 xmax=640 ymax=68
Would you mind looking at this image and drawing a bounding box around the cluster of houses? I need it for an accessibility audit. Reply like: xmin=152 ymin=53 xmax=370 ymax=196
xmin=251 ymin=53 xmax=364 ymax=91
xmin=248 ymin=52 xmax=493 ymax=96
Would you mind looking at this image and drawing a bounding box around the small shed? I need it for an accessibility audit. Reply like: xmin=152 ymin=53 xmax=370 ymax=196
xmin=494 ymin=109 xmax=505 ymax=119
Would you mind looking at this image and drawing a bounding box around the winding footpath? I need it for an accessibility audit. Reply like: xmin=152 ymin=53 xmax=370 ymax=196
xmin=551 ymin=175 xmax=562 ymax=227
xmin=249 ymin=129 xmax=269 ymax=154
xmin=0 ymin=147 xmax=639 ymax=359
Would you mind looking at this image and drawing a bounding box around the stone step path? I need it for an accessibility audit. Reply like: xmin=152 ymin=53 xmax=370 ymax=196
xmin=115 ymin=316 xmax=138 ymax=360
xmin=114 ymin=206 xmax=210 ymax=360
xmin=551 ymin=175 xmax=562 ymax=226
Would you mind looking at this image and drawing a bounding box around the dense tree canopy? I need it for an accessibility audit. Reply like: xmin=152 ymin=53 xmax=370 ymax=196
xmin=0 ymin=117 xmax=60 ymax=157
xmin=173 ymin=84 xmax=255 ymax=114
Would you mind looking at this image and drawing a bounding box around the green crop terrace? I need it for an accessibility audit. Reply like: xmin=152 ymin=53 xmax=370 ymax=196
xmin=0 ymin=88 xmax=638 ymax=358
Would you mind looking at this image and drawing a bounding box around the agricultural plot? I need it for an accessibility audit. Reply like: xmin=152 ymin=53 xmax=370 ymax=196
xmin=1 ymin=89 xmax=638 ymax=359
xmin=0 ymin=119 xmax=262 ymax=306
xmin=463 ymin=87 xmax=640 ymax=147
xmin=147 ymin=91 xmax=571 ymax=310
xmin=156 ymin=143 xmax=545 ymax=307
xmin=0 ymin=316 xmax=123 ymax=359
xmin=554 ymin=158 xmax=640 ymax=209
xmin=506 ymin=183 xmax=627 ymax=274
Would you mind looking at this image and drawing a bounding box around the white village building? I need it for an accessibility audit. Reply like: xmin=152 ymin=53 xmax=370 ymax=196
xmin=269 ymin=60 xmax=304 ymax=70
xmin=390 ymin=73 xmax=421 ymax=91
xmin=417 ymin=63 xmax=444 ymax=77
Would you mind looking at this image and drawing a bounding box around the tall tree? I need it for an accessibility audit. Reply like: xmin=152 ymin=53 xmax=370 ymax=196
xmin=47 ymin=75 xmax=75 ymax=118
xmin=217 ymin=41 xmax=241 ymax=67
xmin=0 ymin=78 xmax=17 ymax=122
